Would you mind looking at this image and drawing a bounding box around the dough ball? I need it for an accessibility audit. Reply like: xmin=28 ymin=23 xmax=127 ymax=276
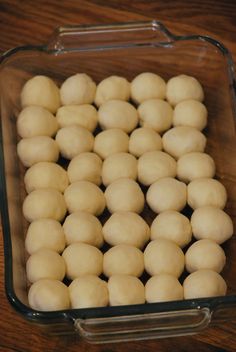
xmin=105 ymin=178 xmax=144 ymax=214
xmin=108 ymin=275 xmax=145 ymax=306
xmin=177 ymin=152 xmax=216 ymax=183
xmin=23 ymin=188 xmax=67 ymax=222
xmin=146 ymin=177 xmax=187 ymax=213
xmin=17 ymin=136 xmax=59 ymax=167
xmin=26 ymin=248 xmax=66 ymax=283
xmin=103 ymin=211 xmax=150 ymax=249
xmin=150 ymin=210 xmax=192 ymax=248
xmin=173 ymin=99 xmax=207 ymax=131
xmin=63 ymin=211 xmax=103 ymax=248
xmin=144 ymin=238 xmax=185 ymax=277
xmin=95 ymin=75 xmax=130 ymax=107
xmin=62 ymin=243 xmax=103 ymax=279
xmin=102 ymin=152 xmax=137 ymax=186
xmin=131 ymin=72 xmax=166 ymax=104
xmin=60 ymin=73 xmax=96 ymax=105
xmin=67 ymin=152 xmax=102 ymax=185
xmin=24 ymin=162 xmax=69 ymax=193
xmin=183 ymin=269 xmax=227 ymax=299
xmin=129 ymin=127 xmax=162 ymax=157
xmin=166 ymin=74 xmax=204 ymax=106
xmin=191 ymin=206 xmax=234 ymax=244
xmin=94 ymin=128 xmax=129 ymax=159
xmin=162 ymin=126 xmax=206 ymax=159
xmin=69 ymin=275 xmax=109 ymax=308
xmin=187 ymin=178 xmax=227 ymax=209
xmin=64 ymin=181 xmax=105 ymax=215
xmin=145 ymin=274 xmax=183 ymax=303
xmin=138 ymin=151 xmax=177 ymax=186
xmin=28 ymin=279 xmax=70 ymax=311
xmin=21 ymin=75 xmax=61 ymax=113
xmin=25 ymin=219 xmax=66 ymax=255
xmin=98 ymin=100 xmax=138 ymax=133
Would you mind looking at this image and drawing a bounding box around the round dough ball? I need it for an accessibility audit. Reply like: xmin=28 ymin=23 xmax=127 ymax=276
xmin=98 ymin=100 xmax=138 ymax=133
xmin=145 ymin=274 xmax=183 ymax=303
xmin=17 ymin=136 xmax=59 ymax=167
xmin=129 ymin=127 xmax=162 ymax=157
xmin=103 ymin=211 xmax=150 ymax=249
xmin=23 ymin=188 xmax=67 ymax=222
xmin=64 ymin=181 xmax=105 ymax=215
xmin=69 ymin=275 xmax=109 ymax=308
xmin=138 ymin=151 xmax=177 ymax=186
xmin=62 ymin=243 xmax=103 ymax=279
xmin=108 ymin=275 xmax=145 ymax=306
xmin=146 ymin=177 xmax=187 ymax=213
xmin=94 ymin=128 xmax=129 ymax=159
xmin=144 ymin=238 xmax=185 ymax=277
xmin=25 ymin=219 xmax=66 ymax=255
xmin=187 ymin=178 xmax=227 ymax=209
xmin=183 ymin=269 xmax=227 ymax=299
xmin=21 ymin=75 xmax=61 ymax=113
xmin=150 ymin=210 xmax=192 ymax=248
xmin=173 ymin=99 xmax=207 ymax=131
xmin=131 ymin=72 xmax=166 ymax=104
xmin=63 ymin=211 xmax=103 ymax=248
xmin=191 ymin=206 xmax=234 ymax=244
xmin=95 ymin=75 xmax=130 ymax=107
xmin=166 ymin=74 xmax=204 ymax=106
xmin=105 ymin=178 xmax=144 ymax=214
xmin=60 ymin=73 xmax=96 ymax=105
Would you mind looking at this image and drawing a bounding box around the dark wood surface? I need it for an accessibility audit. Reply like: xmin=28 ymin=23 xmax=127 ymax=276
xmin=1 ymin=1 xmax=236 ymax=351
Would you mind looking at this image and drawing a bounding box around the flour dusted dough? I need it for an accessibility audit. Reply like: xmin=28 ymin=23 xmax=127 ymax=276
xmin=131 ymin=72 xmax=166 ymax=104
xmin=95 ymin=75 xmax=130 ymax=107
xmin=129 ymin=127 xmax=162 ymax=157
xmin=145 ymin=274 xmax=183 ymax=303
xmin=173 ymin=99 xmax=207 ymax=131
xmin=94 ymin=128 xmax=129 ymax=159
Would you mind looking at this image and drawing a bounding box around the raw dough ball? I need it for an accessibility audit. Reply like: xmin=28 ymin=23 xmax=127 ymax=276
xmin=24 ymin=162 xmax=69 ymax=193
xmin=26 ymin=248 xmax=66 ymax=283
xmin=191 ymin=206 xmax=234 ymax=244
xmin=64 ymin=181 xmax=105 ymax=215
xmin=145 ymin=274 xmax=183 ymax=303
xmin=129 ymin=127 xmax=162 ymax=158
xmin=69 ymin=275 xmax=109 ymax=308
xmin=67 ymin=152 xmax=102 ymax=185
xmin=146 ymin=177 xmax=187 ymax=213
xmin=63 ymin=211 xmax=103 ymax=248
xmin=166 ymin=74 xmax=204 ymax=106
xmin=94 ymin=128 xmax=129 ymax=159
xmin=183 ymin=269 xmax=227 ymax=299
xmin=95 ymin=75 xmax=130 ymax=107
xmin=25 ymin=219 xmax=66 ymax=255
xmin=131 ymin=72 xmax=166 ymax=104
xmin=23 ymin=188 xmax=67 ymax=222
xmin=17 ymin=136 xmax=59 ymax=167
xmin=105 ymin=178 xmax=144 ymax=214
xmin=173 ymin=99 xmax=207 ymax=131
xmin=103 ymin=211 xmax=150 ymax=249
xmin=144 ymin=238 xmax=185 ymax=277
xmin=150 ymin=210 xmax=192 ymax=248
xmin=108 ymin=275 xmax=145 ymax=306
xmin=60 ymin=73 xmax=96 ymax=105
xmin=98 ymin=100 xmax=138 ymax=133
xmin=21 ymin=75 xmax=61 ymax=113
xmin=187 ymin=178 xmax=227 ymax=209
xmin=138 ymin=151 xmax=177 ymax=186
xmin=62 ymin=243 xmax=103 ymax=279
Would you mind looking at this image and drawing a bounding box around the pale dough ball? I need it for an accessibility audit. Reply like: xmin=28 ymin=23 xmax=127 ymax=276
xmin=95 ymin=75 xmax=130 ymax=107
xmin=102 ymin=152 xmax=137 ymax=186
xmin=145 ymin=274 xmax=183 ymax=303
xmin=64 ymin=181 xmax=105 ymax=215
xmin=103 ymin=211 xmax=150 ymax=249
xmin=60 ymin=73 xmax=96 ymax=105
xmin=150 ymin=210 xmax=192 ymax=248
xmin=94 ymin=128 xmax=129 ymax=159
xmin=191 ymin=206 xmax=234 ymax=244
xmin=62 ymin=243 xmax=103 ymax=279
xmin=69 ymin=275 xmax=109 ymax=308
xmin=173 ymin=99 xmax=207 ymax=130
xmin=129 ymin=127 xmax=162 ymax=157
xmin=131 ymin=72 xmax=166 ymax=104
xmin=166 ymin=74 xmax=204 ymax=106
xmin=105 ymin=178 xmax=144 ymax=214
xmin=138 ymin=151 xmax=177 ymax=186
xmin=144 ymin=238 xmax=185 ymax=277
xmin=17 ymin=136 xmax=59 ymax=167
xmin=108 ymin=275 xmax=145 ymax=306
xmin=21 ymin=75 xmax=61 ymax=113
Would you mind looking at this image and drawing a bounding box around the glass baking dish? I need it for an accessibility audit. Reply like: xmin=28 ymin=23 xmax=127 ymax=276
xmin=1 ymin=20 xmax=236 ymax=344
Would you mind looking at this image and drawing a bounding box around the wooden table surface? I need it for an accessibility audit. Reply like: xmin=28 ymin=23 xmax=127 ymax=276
xmin=1 ymin=0 xmax=236 ymax=351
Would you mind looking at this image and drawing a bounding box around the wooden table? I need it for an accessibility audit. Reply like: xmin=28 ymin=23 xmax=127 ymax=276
xmin=0 ymin=1 xmax=236 ymax=351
